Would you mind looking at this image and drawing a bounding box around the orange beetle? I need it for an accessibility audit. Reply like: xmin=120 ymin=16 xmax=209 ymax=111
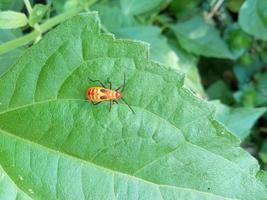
xmin=86 ymin=73 xmax=134 ymax=113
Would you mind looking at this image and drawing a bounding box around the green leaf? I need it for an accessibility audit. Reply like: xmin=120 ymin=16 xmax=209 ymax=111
xmin=224 ymin=23 xmax=252 ymax=59
xmin=93 ymin=2 xmax=137 ymax=33
xmin=169 ymin=0 xmax=202 ymax=19
xmin=234 ymin=72 xmax=267 ymax=107
xmin=0 ymin=12 xmax=266 ymax=199
xmin=0 ymin=29 xmax=24 ymax=75
xmin=0 ymin=166 xmax=32 ymax=200
xmin=115 ymin=26 xmax=205 ymax=96
xmin=226 ymin=0 xmax=244 ymax=13
xmin=115 ymin=26 xmax=178 ymax=68
xmin=119 ymin=0 xmax=165 ymax=15
xmin=29 ymin=4 xmax=49 ymax=26
xmin=239 ymin=0 xmax=267 ymax=41
xmin=212 ymin=101 xmax=267 ymax=140
xmin=168 ymin=39 xmax=205 ymax=96
xmin=0 ymin=11 xmax=28 ymax=29
xmin=0 ymin=0 xmax=24 ymax=11
xmin=206 ymin=80 xmax=234 ymax=104
xmin=172 ymin=16 xmax=233 ymax=59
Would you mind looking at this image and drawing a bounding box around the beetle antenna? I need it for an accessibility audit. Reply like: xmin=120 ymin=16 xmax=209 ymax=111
xmin=116 ymin=73 xmax=126 ymax=91
xmin=121 ymin=97 xmax=135 ymax=114
xmin=121 ymin=73 xmax=126 ymax=92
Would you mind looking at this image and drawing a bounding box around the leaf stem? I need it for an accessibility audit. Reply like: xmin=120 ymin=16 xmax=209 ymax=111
xmin=206 ymin=0 xmax=224 ymax=20
xmin=23 ymin=0 xmax=32 ymax=13
xmin=0 ymin=6 xmax=83 ymax=55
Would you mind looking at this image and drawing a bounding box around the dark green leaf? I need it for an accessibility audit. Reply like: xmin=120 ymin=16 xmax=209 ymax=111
xmin=0 ymin=0 xmax=24 ymax=11
xmin=206 ymin=80 xmax=234 ymax=104
xmin=224 ymin=23 xmax=252 ymax=59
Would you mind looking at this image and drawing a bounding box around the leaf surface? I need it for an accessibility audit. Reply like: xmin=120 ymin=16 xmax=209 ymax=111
xmin=0 ymin=13 xmax=266 ymax=200
xmin=239 ymin=0 xmax=267 ymax=41
xmin=172 ymin=16 xmax=233 ymax=59
xmin=212 ymin=101 xmax=267 ymax=140
xmin=119 ymin=0 xmax=164 ymax=15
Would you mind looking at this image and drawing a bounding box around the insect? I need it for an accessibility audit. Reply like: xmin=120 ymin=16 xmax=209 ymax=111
xmin=86 ymin=73 xmax=135 ymax=113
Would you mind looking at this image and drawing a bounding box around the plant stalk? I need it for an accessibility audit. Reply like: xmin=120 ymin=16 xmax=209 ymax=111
xmin=0 ymin=6 xmax=83 ymax=55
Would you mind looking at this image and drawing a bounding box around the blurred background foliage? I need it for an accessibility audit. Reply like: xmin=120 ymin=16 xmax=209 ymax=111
xmin=0 ymin=0 xmax=267 ymax=169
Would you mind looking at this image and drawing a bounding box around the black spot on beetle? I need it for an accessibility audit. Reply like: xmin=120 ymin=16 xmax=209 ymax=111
xmin=100 ymin=96 xmax=107 ymax=100
xmin=100 ymin=89 xmax=107 ymax=93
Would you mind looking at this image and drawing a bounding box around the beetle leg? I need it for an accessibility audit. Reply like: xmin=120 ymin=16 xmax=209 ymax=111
xmin=107 ymin=78 xmax=112 ymax=89
xmin=109 ymin=100 xmax=112 ymax=112
xmin=91 ymin=101 xmax=102 ymax=105
xmin=88 ymin=77 xmax=106 ymax=88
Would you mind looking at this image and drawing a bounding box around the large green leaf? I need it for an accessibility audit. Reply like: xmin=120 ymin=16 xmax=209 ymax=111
xmin=239 ymin=0 xmax=267 ymax=41
xmin=172 ymin=16 xmax=233 ymax=59
xmin=0 ymin=12 xmax=266 ymax=199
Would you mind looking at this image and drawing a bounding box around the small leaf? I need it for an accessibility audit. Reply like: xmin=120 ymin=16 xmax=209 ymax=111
xmin=0 ymin=11 xmax=28 ymax=29
xmin=29 ymin=4 xmax=49 ymax=26
xmin=172 ymin=16 xmax=233 ymax=59
xmin=239 ymin=0 xmax=267 ymax=41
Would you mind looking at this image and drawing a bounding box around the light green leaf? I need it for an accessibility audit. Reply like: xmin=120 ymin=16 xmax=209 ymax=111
xmin=120 ymin=0 xmax=165 ymax=15
xmin=0 ymin=11 xmax=28 ymax=29
xmin=115 ymin=26 xmax=179 ymax=68
xmin=172 ymin=16 xmax=233 ymax=59
xmin=29 ymin=4 xmax=49 ymax=26
xmin=93 ymin=3 xmax=137 ymax=33
xmin=0 ymin=12 xmax=266 ymax=199
xmin=239 ymin=0 xmax=267 ymax=41
xmin=212 ymin=101 xmax=267 ymax=140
